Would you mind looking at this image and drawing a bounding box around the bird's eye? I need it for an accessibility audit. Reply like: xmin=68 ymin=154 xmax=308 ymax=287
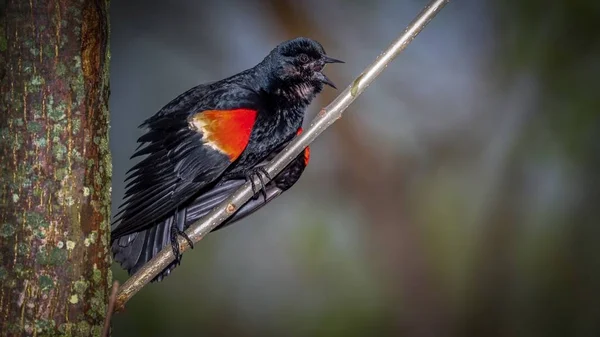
xmin=298 ymin=53 xmax=310 ymax=63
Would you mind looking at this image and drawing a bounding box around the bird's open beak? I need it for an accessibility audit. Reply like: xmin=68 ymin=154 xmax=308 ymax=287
xmin=317 ymin=56 xmax=344 ymax=89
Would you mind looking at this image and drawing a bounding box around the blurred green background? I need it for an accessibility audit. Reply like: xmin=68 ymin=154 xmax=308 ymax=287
xmin=109 ymin=0 xmax=600 ymax=336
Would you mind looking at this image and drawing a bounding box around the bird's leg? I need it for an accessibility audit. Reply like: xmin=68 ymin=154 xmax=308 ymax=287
xmin=244 ymin=167 xmax=272 ymax=201
xmin=177 ymin=207 xmax=194 ymax=250
xmin=169 ymin=208 xmax=194 ymax=265
xmin=169 ymin=225 xmax=182 ymax=265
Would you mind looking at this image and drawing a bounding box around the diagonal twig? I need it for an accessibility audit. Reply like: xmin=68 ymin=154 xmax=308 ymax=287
xmin=114 ymin=0 xmax=450 ymax=310
xmin=103 ymin=281 xmax=120 ymax=337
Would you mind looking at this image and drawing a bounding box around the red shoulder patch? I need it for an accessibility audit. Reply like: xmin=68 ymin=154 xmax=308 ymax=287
xmin=303 ymin=147 xmax=310 ymax=166
xmin=296 ymin=127 xmax=310 ymax=165
xmin=190 ymin=109 xmax=257 ymax=161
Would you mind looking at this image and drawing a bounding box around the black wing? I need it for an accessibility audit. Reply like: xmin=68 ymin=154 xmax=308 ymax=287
xmin=111 ymin=110 xmax=235 ymax=240
xmin=111 ymin=77 xmax=262 ymax=241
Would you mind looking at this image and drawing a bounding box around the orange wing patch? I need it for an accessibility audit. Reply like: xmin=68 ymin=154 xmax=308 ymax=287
xmin=189 ymin=109 xmax=257 ymax=161
xmin=296 ymin=127 xmax=310 ymax=165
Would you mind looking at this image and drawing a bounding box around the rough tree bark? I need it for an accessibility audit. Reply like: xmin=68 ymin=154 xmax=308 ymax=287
xmin=0 ymin=1 xmax=111 ymax=336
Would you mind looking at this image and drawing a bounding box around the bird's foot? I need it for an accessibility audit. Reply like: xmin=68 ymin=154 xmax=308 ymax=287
xmin=245 ymin=167 xmax=272 ymax=201
xmin=169 ymin=225 xmax=194 ymax=265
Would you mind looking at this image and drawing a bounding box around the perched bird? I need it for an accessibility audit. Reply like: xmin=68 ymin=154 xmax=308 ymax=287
xmin=111 ymin=37 xmax=342 ymax=281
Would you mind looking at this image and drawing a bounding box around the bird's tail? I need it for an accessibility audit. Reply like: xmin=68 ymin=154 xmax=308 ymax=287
xmin=111 ymin=214 xmax=180 ymax=282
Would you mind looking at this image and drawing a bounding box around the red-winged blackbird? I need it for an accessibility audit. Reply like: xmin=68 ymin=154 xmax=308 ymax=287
xmin=111 ymin=37 xmax=342 ymax=281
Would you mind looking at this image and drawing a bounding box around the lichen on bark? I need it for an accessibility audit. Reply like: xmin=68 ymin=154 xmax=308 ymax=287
xmin=0 ymin=1 xmax=111 ymax=336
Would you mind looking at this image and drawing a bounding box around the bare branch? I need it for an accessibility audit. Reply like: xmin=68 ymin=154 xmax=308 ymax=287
xmin=115 ymin=0 xmax=450 ymax=310
xmin=103 ymin=281 xmax=120 ymax=337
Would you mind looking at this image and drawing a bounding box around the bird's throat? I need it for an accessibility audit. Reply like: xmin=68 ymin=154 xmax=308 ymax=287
xmin=273 ymin=82 xmax=321 ymax=109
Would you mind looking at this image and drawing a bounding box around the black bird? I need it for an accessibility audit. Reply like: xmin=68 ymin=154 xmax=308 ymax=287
xmin=111 ymin=37 xmax=343 ymax=281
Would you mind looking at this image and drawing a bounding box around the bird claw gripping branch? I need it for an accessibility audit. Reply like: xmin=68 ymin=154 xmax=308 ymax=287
xmin=245 ymin=167 xmax=272 ymax=201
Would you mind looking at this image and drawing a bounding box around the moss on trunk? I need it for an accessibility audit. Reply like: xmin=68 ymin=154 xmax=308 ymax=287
xmin=0 ymin=0 xmax=111 ymax=336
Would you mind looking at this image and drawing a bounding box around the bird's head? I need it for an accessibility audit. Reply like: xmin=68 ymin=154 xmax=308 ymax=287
xmin=263 ymin=37 xmax=343 ymax=101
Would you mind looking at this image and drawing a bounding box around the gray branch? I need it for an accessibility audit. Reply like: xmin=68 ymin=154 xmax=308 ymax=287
xmin=115 ymin=0 xmax=450 ymax=309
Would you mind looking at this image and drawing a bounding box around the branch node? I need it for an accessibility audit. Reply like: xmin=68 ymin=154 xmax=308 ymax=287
xmin=351 ymin=73 xmax=365 ymax=97
xmin=226 ymin=203 xmax=237 ymax=214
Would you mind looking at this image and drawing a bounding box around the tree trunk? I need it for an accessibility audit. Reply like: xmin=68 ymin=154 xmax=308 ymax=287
xmin=0 ymin=1 xmax=111 ymax=336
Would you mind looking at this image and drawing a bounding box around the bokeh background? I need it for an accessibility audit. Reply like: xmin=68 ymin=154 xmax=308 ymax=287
xmin=109 ymin=0 xmax=600 ymax=336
